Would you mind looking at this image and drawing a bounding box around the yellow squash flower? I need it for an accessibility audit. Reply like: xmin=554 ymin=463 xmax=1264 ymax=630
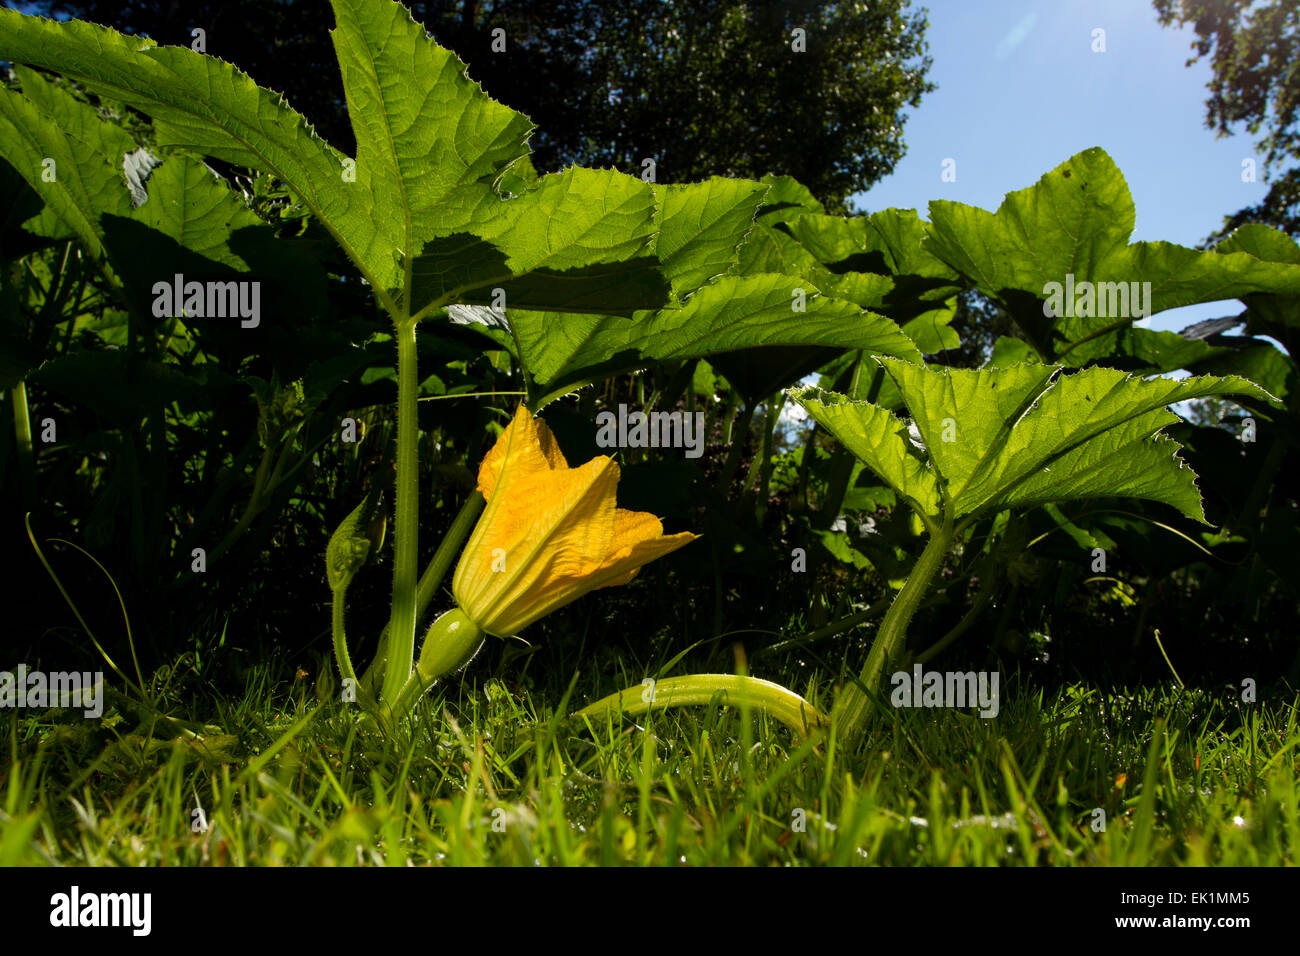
xmin=451 ymin=405 xmax=698 ymax=637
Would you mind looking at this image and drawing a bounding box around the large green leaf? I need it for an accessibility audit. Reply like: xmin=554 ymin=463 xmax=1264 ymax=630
xmin=450 ymin=274 xmax=923 ymax=403
xmin=734 ymin=219 xmax=825 ymax=277
xmin=752 ymin=174 xmax=825 ymax=226
xmin=330 ymin=0 xmax=530 ymax=283
xmin=103 ymin=161 xmax=329 ymax=328
xmin=0 ymin=0 xmax=672 ymax=323
xmin=790 ymin=359 xmax=1277 ymax=525
xmin=652 ymin=178 xmax=769 ymax=297
xmin=0 ymin=7 xmax=364 ymax=268
xmin=783 ymin=387 xmax=941 ymax=516
xmin=1215 ymin=223 xmax=1300 ymax=266
xmin=423 ymin=174 xmax=768 ymax=315
xmin=923 ymin=148 xmax=1300 ymax=362
xmin=408 ymin=166 xmax=665 ymax=315
xmin=786 ymin=208 xmax=959 ymax=288
xmin=899 ymin=301 xmax=961 ymax=354
xmin=0 ymin=66 xmax=327 ymax=330
xmin=779 ymin=212 xmax=870 ymax=267
xmin=1187 ymin=342 xmax=1297 ymax=405
xmin=1214 ymin=225 xmax=1300 ymax=349
xmin=742 ymin=206 xmax=962 ymax=311
xmin=1082 ymin=325 xmax=1297 ymax=405
xmin=759 ymin=206 xmax=963 ymax=352
xmin=0 ymin=67 xmax=137 ymax=259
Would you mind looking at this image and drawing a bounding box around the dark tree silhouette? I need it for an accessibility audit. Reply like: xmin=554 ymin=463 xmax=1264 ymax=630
xmin=23 ymin=0 xmax=935 ymax=212
xmin=1154 ymin=0 xmax=1300 ymax=241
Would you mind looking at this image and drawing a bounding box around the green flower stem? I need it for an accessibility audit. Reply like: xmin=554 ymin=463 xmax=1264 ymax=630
xmin=381 ymin=318 xmax=422 ymax=707
xmin=330 ymin=583 xmax=385 ymax=721
xmin=211 ymin=436 xmax=278 ymax=561
xmin=361 ymin=490 xmax=484 ymax=696
xmin=833 ymin=516 xmax=955 ymax=746
xmin=574 ymin=674 xmax=829 ymax=738
xmin=389 ymin=608 xmax=485 ymax=720
xmin=10 ymin=381 xmax=35 ymax=509
xmin=415 ymin=491 xmax=484 ymax=624
xmin=331 ymin=585 xmax=359 ymax=689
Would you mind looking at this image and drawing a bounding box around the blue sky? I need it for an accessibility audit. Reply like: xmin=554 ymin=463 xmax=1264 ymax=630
xmin=852 ymin=0 xmax=1271 ymax=335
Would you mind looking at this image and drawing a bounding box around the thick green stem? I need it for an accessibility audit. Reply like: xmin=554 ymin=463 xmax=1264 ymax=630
xmin=381 ymin=319 xmax=422 ymax=706
xmin=574 ymin=674 xmax=828 ymax=738
xmin=11 ymin=381 xmax=35 ymax=509
xmin=833 ymin=517 xmax=955 ymax=745
xmin=362 ymin=491 xmax=484 ymax=695
xmin=388 ymin=608 xmax=485 ymax=720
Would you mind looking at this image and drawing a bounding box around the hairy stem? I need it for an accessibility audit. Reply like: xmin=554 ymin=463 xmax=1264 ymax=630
xmin=381 ymin=319 xmax=421 ymax=706
xmin=834 ymin=516 xmax=955 ymax=745
xmin=11 ymin=381 xmax=35 ymax=509
xmin=362 ymin=490 xmax=484 ymax=695
xmin=331 ymin=585 xmax=359 ymax=689
xmin=388 ymin=608 xmax=486 ymax=721
xmin=331 ymin=584 xmax=382 ymax=719
xmin=415 ymin=491 xmax=485 ymax=630
xmin=574 ymin=674 xmax=828 ymax=738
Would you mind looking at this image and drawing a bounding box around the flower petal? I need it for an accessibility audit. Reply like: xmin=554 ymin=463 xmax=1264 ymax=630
xmin=477 ymin=405 xmax=568 ymax=502
xmin=452 ymin=404 xmax=700 ymax=636
xmin=455 ymin=455 xmax=619 ymax=633
xmin=590 ymin=511 xmax=699 ymax=591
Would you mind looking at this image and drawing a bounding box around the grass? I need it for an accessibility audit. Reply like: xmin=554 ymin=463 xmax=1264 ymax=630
xmin=2 ymin=640 xmax=1297 ymax=867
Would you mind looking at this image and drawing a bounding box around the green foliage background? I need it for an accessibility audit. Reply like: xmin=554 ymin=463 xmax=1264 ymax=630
xmin=0 ymin=0 xmax=1297 ymax=710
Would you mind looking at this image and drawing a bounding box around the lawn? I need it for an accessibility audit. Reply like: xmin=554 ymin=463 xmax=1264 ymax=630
xmin=4 ymin=645 xmax=1295 ymax=867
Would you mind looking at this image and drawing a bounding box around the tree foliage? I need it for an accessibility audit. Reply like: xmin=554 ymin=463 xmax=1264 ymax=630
xmin=1154 ymin=0 xmax=1300 ymax=240
xmin=25 ymin=0 xmax=935 ymax=212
